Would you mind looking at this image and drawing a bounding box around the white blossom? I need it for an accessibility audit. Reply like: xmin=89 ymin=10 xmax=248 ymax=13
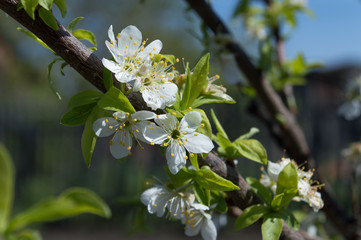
xmin=203 ymin=75 xmax=233 ymax=102
xmin=140 ymin=185 xmax=195 ymax=219
xmin=182 ymin=203 xmax=217 ymax=240
xmin=143 ymin=111 xmax=214 ymax=174
xmin=92 ymin=110 xmax=156 ymax=159
xmin=102 ymin=25 xmax=162 ymax=83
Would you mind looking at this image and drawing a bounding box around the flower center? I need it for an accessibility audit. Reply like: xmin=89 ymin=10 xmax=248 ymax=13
xmin=171 ymin=129 xmax=181 ymax=139
xmin=143 ymin=78 xmax=152 ymax=86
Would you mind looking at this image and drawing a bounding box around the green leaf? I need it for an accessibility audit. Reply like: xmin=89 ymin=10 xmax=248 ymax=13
xmin=210 ymin=109 xmax=228 ymax=140
xmin=0 ymin=144 xmax=14 ymax=233
xmin=236 ymin=128 xmax=260 ymax=141
xmin=215 ymin=133 xmax=238 ymax=158
xmin=192 ymin=181 xmax=210 ymax=206
xmin=261 ymin=213 xmax=283 ymax=240
xmin=81 ymin=106 xmax=106 ymax=167
xmin=180 ymin=65 xmax=191 ymax=110
xmin=73 ymin=29 xmax=97 ymax=46
xmin=60 ymin=103 xmax=96 ymax=127
xmin=9 ymin=229 xmax=41 ymax=240
xmin=164 ymin=167 xmax=194 ymax=188
xmin=194 ymin=168 xmax=239 ymax=191
xmin=7 ymin=187 xmax=111 ymax=232
xmin=235 ymin=204 xmax=270 ymax=230
xmin=271 ymin=193 xmax=284 ymax=209
xmin=278 ymin=209 xmax=299 ymax=231
xmin=39 ymin=8 xmax=58 ymax=30
xmin=233 ymin=139 xmax=267 ymax=164
xmin=53 ymin=0 xmax=66 ymax=18
xmin=97 ymin=86 xmax=135 ymax=114
xmin=187 ymin=53 xmax=210 ymax=107
xmin=67 ymin=16 xmax=84 ymax=33
xmin=103 ymin=67 xmax=113 ymax=90
xmin=21 ymin=0 xmax=39 ymax=19
xmin=191 ymin=94 xmax=235 ymax=108
xmin=246 ymin=177 xmax=272 ymax=206
xmin=189 ymin=153 xmax=199 ymax=171
xmin=38 ymin=0 xmax=53 ymax=10
xmin=211 ymin=191 xmax=228 ymax=213
xmin=67 ymin=90 xmax=103 ymax=109
xmin=60 ymin=62 xmax=68 ymax=75
xmin=17 ymin=27 xmax=53 ymax=52
xmin=274 ymin=162 xmax=298 ymax=208
xmin=47 ymin=58 xmax=62 ymax=100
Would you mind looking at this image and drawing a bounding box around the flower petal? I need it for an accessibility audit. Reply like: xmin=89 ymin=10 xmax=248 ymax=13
xmin=102 ymin=58 xmax=121 ymax=74
xmin=131 ymin=110 xmax=156 ymax=121
xmin=138 ymin=39 xmax=163 ymax=60
xmin=107 ymin=25 xmax=115 ymax=42
xmin=184 ymin=133 xmax=214 ymax=153
xmin=109 ymin=130 xmax=132 ymax=159
xmin=166 ymin=142 xmax=186 ymax=174
xmin=143 ymin=125 xmax=168 ymax=144
xmin=267 ymin=159 xmax=290 ymax=182
xmin=180 ymin=111 xmax=202 ymax=133
xmin=92 ymin=117 xmax=117 ymax=137
xmin=115 ymin=71 xmax=135 ymax=83
xmin=131 ymin=121 xmax=150 ymax=142
xmin=118 ymin=25 xmax=142 ymax=56
xmin=140 ymin=186 xmax=162 ymax=205
xmin=154 ymin=113 xmax=177 ymax=132
xmin=201 ymin=218 xmax=217 ymax=240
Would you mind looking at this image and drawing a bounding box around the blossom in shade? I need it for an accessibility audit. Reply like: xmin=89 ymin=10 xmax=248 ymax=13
xmin=182 ymin=203 xmax=217 ymax=240
xmin=143 ymin=111 xmax=214 ymax=174
xmin=102 ymin=25 xmax=162 ymax=83
xmin=92 ymin=110 xmax=156 ymax=159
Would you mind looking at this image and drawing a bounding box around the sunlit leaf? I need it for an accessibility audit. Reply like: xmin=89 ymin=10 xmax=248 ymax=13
xmin=97 ymin=86 xmax=135 ymax=114
xmin=194 ymin=168 xmax=239 ymax=191
xmin=233 ymin=139 xmax=267 ymax=164
xmin=17 ymin=27 xmax=53 ymax=52
xmin=38 ymin=0 xmax=53 ymax=10
xmin=20 ymin=0 xmax=39 ymax=19
xmin=53 ymin=0 xmax=66 ymax=18
xmin=261 ymin=213 xmax=283 ymax=240
xmin=193 ymin=181 xmax=210 ymax=206
xmin=210 ymin=109 xmax=229 ymax=140
xmin=73 ymin=29 xmax=97 ymax=46
xmin=246 ymin=177 xmax=272 ymax=206
xmin=39 ymin=7 xmax=58 ymax=30
xmin=164 ymin=167 xmax=193 ymax=188
xmin=235 ymin=204 xmax=269 ymax=230
xmin=67 ymin=90 xmax=103 ymax=109
xmin=60 ymin=103 xmax=97 ymax=127
xmin=47 ymin=58 xmax=63 ymax=100
xmin=67 ymin=16 xmax=84 ymax=33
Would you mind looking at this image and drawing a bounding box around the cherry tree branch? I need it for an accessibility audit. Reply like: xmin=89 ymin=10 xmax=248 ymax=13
xmin=184 ymin=0 xmax=359 ymax=239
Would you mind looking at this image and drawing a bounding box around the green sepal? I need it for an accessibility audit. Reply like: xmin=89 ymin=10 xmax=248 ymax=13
xmin=261 ymin=213 xmax=283 ymax=240
xmin=39 ymin=7 xmax=58 ymax=30
xmin=73 ymin=29 xmax=97 ymax=46
xmin=192 ymin=181 xmax=210 ymax=206
xmin=194 ymin=168 xmax=239 ymax=191
xmin=60 ymin=103 xmax=97 ymax=127
xmin=97 ymin=86 xmax=135 ymax=114
xmin=0 ymin=144 xmax=14 ymax=233
xmin=6 ymin=187 xmax=111 ymax=233
xmin=67 ymin=90 xmax=103 ymax=109
xmin=235 ymin=204 xmax=270 ymax=230
xmin=164 ymin=167 xmax=193 ymax=188
xmin=246 ymin=177 xmax=273 ymax=206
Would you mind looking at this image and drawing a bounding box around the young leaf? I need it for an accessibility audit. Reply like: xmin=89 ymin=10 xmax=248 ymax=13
xmin=211 ymin=191 xmax=228 ymax=213
xmin=6 ymin=187 xmax=111 ymax=232
xmin=164 ymin=167 xmax=194 ymax=188
xmin=233 ymin=139 xmax=267 ymax=164
xmin=235 ymin=127 xmax=260 ymax=141
xmin=73 ymin=29 xmax=97 ymax=46
xmin=103 ymin=67 xmax=113 ymax=90
xmin=67 ymin=90 xmax=103 ymax=109
xmin=191 ymin=94 xmax=235 ymax=108
xmin=0 ymin=144 xmax=14 ymax=233
xmin=97 ymin=86 xmax=135 ymax=114
xmin=67 ymin=16 xmax=84 ymax=33
xmin=53 ymin=0 xmax=66 ymax=18
xmin=270 ymin=193 xmax=284 ymax=210
xmin=8 ymin=229 xmax=41 ymax=240
xmin=60 ymin=62 xmax=68 ymax=75
xmin=21 ymin=0 xmax=39 ymax=19
xmin=235 ymin=204 xmax=270 ymax=230
xmin=39 ymin=7 xmax=58 ymax=30
xmin=189 ymin=153 xmax=199 ymax=171
xmin=38 ymin=0 xmax=53 ymax=10
xmin=275 ymin=162 xmax=298 ymax=208
xmin=81 ymin=106 xmax=106 ymax=167
xmin=278 ymin=209 xmax=300 ymax=231
xmin=210 ymin=109 xmax=229 ymax=140
xmin=47 ymin=58 xmax=63 ymax=100
xmin=246 ymin=177 xmax=273 ymax=206
xmin=60 ymin=103 xmax=97 ymax=127
xmin=194 ymin=168 xmax=239 ymax=191
xmin=193 ymin=181 xmax=210 ymax=206
xmin=261 ymin=213 xmax=283 ymax=240
xmin=187 ymin=53 xmax=210 ymax=107
xmin=17 ymin=27 xmax=53 ymax=52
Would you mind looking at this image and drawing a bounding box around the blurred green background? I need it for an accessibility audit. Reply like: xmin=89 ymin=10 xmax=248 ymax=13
xmin=1 ymin=0 xmax=361 ymax=238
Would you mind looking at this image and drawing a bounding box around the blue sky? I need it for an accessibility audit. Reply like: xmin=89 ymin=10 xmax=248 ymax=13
xmin=212 ymin=0 xmax=361 ymax=66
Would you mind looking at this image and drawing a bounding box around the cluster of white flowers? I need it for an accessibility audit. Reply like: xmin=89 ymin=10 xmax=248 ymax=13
xmin=141 ymin=186 xmax=217 ymax=240
xmin=260 ymin=158 xmax=324 ymax=212
xmin=102 ymin=25 xmax=178 ymax=110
